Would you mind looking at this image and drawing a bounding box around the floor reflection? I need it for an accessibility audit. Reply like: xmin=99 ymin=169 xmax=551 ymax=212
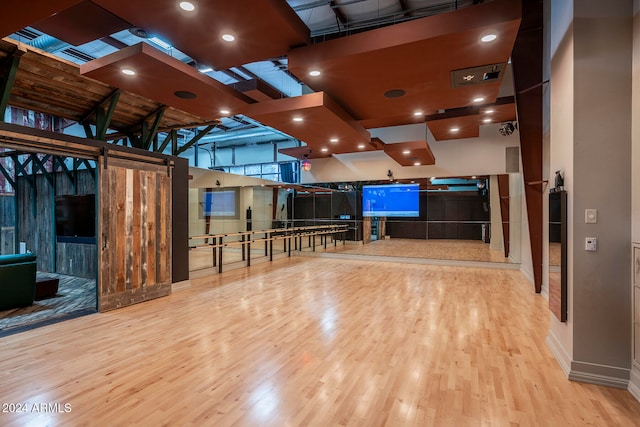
xmin=311 ymin=238 xmax=513 ymax=263
xmin=189 ymin=237 xmax=515 ymax=274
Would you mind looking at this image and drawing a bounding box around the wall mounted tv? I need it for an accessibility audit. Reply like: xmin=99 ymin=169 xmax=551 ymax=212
xmin=55 ymin=194 xmax=96 ymax=242
xmin=362 ymin=183 xmax=419 ymax=217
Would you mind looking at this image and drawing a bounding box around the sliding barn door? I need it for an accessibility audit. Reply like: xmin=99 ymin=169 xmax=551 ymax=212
xmin=98 ymin=157 xmax=172 ymax=311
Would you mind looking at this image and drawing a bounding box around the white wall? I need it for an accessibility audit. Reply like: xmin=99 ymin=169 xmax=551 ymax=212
xmin=629 ymin=0 xmax=640 ymax=401
xmin=547 ymin=0 xmax=575 ymax=368
xmin=547 ymin=0 xmax=633 ymax=388
xmin=188 ymin=168 xmax=284 ymax=239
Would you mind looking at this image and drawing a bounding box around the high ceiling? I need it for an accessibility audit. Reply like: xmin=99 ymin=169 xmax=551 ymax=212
xmin=1 ymin=0 xmax=521 ymax=166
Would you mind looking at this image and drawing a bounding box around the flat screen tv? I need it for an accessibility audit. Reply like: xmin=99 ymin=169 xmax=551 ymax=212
xmin=201 ymin=189 xmax=239 ymax=219
xmin=362 ymin=183 xmax=419 ymax=217
xmin=55 ymin=194 xmax=96 ymax=239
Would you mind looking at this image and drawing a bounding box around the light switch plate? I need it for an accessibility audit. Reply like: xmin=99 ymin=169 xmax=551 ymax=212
xmin=585 ymin=237 xmax=597 ymax=251
xmin=585 ymin=209 xmax=597 ymax=223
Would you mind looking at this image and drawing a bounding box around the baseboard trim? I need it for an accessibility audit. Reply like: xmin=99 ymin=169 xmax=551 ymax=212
xmin=569 ymin=361 xmax=630 ymax=389
xmin=546 ymin=331 xmax=571 ymax=377
xmin=629 ymin=368 xmax=640 ymax=402
xmin=520 ymin=265 xmax=535 ymax=285
xmin=172 ymin=279 xmax=192 ymax=292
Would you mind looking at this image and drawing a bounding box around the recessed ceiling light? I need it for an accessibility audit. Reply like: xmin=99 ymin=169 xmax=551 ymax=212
xmin=330 ymin=138 xmax=338 ymax=143
xmin=481 ymin=34 xmax=497 ymax=43
xmin=220 ymin=109 xmax=230 ymax=115
xmin=483 ymin=118 xmax=491 ymax=123
xmin=472 ymin=176 xmax=477 ymax=179
xmin=121 ymin=68 xmax=136 ymax=76
xmin=222 ymin=34 xmax=235 ymax=42
xmin=321 ymin=147 xmax=328 ymax=152
xmin=473 ymin=97 xmax=485 ymax=103
xmin=413 ymin=111 xmax=423 ymax=117
xmin=485 ymin=109 xmax=495 ymax=114
xmin=414 ymin=162 xmax=421 ymax=166
xmin=309 ymin=70 xmax=321 ymax=77
xmin=450 ymin=127 xmax=460 ymax=132
xmin=411 ymin=181 xmax=415 ymax=184
xmin=357 ymin=144 xmax=365 ymax=149
xmin=179 ymin=1 xmax=195 ymax=12
xmin=402 ymin=150 xmax=410 ymax=155
xmin=293 ymin=117 xmax=303 ymax=122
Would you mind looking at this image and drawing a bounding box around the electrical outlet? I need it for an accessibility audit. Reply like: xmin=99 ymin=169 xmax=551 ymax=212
xmin=585 ymin=237 xmax=597 ymax=251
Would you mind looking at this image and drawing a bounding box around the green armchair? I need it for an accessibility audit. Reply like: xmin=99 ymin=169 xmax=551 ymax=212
xmin=0 ymin=253 xmax=36 ymax=310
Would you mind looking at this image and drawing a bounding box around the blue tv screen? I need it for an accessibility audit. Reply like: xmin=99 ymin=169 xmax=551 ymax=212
xmin=362 ymin=183 xmax=419 ymax=217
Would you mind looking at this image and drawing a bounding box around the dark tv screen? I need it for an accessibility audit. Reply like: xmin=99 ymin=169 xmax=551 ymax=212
xmin=362 ymin=183 xmax=419 ymax=217
xmin=55 ymin=194 xmax=96 ymax=238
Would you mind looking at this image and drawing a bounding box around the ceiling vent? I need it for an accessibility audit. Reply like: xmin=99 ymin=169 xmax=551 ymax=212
xmin=451 ymin=63 xmax=505 ymax=88
xmin=15 ymin=28 xmax=40 ymax=41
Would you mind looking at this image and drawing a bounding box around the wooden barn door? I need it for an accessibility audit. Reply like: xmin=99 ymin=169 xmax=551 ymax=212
xmin=98 ymin=157 xmax=172 ymax=311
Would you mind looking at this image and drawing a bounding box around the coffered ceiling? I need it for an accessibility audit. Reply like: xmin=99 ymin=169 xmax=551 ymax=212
xmin=1 ymin=0 xmax=522 ymax=168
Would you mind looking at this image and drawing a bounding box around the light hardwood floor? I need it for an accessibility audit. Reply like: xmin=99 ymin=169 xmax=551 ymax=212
xmin=1 ymin=257 xmax=639 ymax=426
xmin=190 ymin=238 xmax=513 ymax=273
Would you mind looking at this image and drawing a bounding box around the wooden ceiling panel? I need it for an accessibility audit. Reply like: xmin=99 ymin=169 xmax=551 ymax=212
xmin=0 ymin=0 xmax=82 ymax=38
xmin=32 ymin=1 xmax=131 ymax=46
xmin=1 ymin=38 xmax=216 ymax=132
xmin=245 ymin=92 xmax=372 ymax=156
xmin=383 ymin=140 xmax=435 ymax=167
xmin=287 ymin=0 xmax=521 ymax=129
xmin=427 ymin=116 xmax=480 ymax=141
xmin=92 ymin=0 xmax=310 ymax=71
xmin=426 ymin=101 xmax=516 ymax=141
xmin=80 ymin=43 xmax=251 ymax=120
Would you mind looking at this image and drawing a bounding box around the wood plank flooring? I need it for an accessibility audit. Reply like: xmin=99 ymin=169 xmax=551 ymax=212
xmin=190 ymin=238 xmax=513 ymax=274
xmin=1 ymin=257 xmax=639 ymax=426
xmin=310 ymin=238 xmax=513 ymax=263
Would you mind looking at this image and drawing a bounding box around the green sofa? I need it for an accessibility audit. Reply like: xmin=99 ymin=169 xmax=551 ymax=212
xmin=0 ymin=253 xmax=36 ymax=310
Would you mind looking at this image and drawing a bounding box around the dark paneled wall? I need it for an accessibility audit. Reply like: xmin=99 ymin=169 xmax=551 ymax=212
xmin=0 ymin=194 xmax=16 ymax=254
xmin=16 ymin=169 xmax=96 ymax=277
xmin=293 ymin=192 xmax=361 ymax=240
xmin=0 ymin=194 xmax=15 ymax=226
xmin=294 ymin=191 xmax=489 ymax=241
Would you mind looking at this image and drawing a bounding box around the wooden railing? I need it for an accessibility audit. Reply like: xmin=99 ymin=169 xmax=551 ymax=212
xmin=189 ymin=224 xmax=348 ymax=273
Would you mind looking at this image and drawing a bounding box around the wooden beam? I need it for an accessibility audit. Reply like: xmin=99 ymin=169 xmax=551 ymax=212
xmin=0 ymin=51 xmax=22 ymax=118
xmin=30 ymin=153 xmax=53 ymax=187
xmin=512 ymin=0 xmax=544 ymax=292
xmin=53 ymin=156 xmax=75 ymax=186
xmin=158 ymin=129 xmax=177 ymax=154
xmin=0 ymin=161 xmax=15 ymax=189
xmin=95 ymin=90 xmax=121 ymax=140
xmin=497 ymin=174 xmax=510 ymax=258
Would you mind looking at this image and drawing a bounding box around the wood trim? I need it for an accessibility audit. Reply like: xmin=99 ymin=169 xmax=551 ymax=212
xmin=497 ymin=174 xmax=510 ymax=258
xmin=512 ymin=0 xmax=544 ymax=292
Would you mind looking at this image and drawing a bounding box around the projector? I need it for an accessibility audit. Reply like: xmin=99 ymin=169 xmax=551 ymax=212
xmin=499 ymin=122 xmax=517 ymax=136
